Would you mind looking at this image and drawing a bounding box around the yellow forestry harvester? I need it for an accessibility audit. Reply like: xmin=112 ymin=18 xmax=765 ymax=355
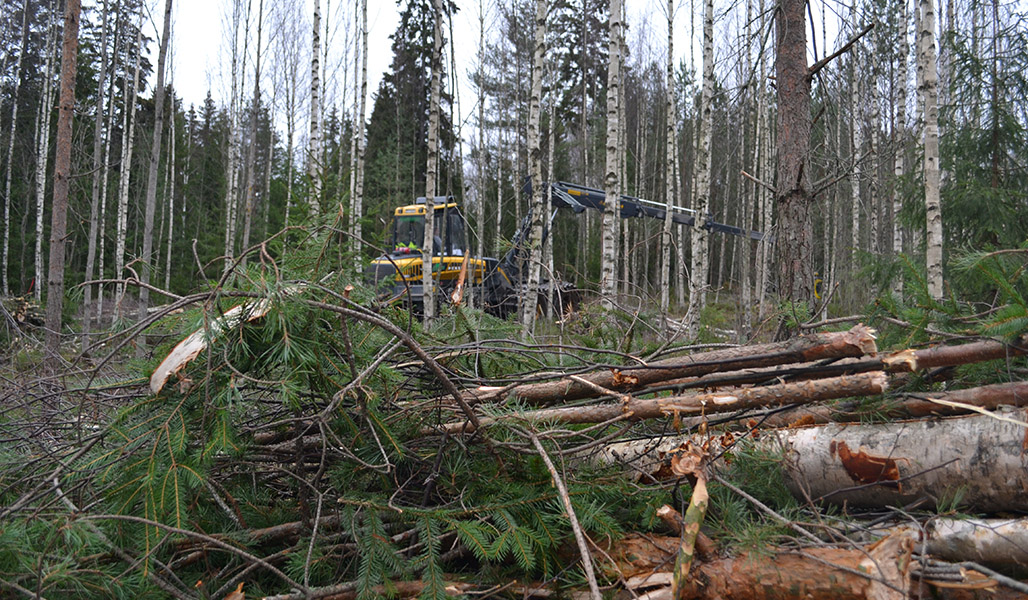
xmin=366 ymin=182 xmax=764 ymax=316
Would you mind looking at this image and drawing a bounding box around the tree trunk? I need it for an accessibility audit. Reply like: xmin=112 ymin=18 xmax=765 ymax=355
xmin=774 ymin=0 xmax=814 ymax=307
xmin=422 ymin=0 xmax=444 ymax=327
xmin=82 ymin=0 xmax=110 ymax=345
xmin=850 ymin=52 xmax=862 ymax=269
xmin=138 ymin=0 xmax=174 ymax=342
xmin=351 ymin=0 xmax=368 ymax=272
xmin=892 ymin=2 xmax=908 ymax=298
xmin=2 ymin=0 xmax=30 ymax=296
xmin=660 ymin=0 xmax=675 ymax=316
xmin=45 ymin=0 xmax=82 ymax=354
xmin=600 ymin=0 xmax=622 ymax=310
xmin=782 ymin=412 xmax=1028 ymax=513
xmin=34 ymin=11 xmax=57 ymax=303
xmin=164 ymin=92 xmax=176 ymax=292
xmin=115 ymin=13 xmax=144 ymax=309
xmin=920 ymin=0 xmax=943 ymax=299
xmin=240 ymin=0 xmax=264 ymax=269
xmin=476 ymin=0 xmax=486 ymax=265
xmin=610 ymin=533 xmax=912 ymax=600
xmin=521 ymin=0 xmax=547 ymax=339
xmin=308 ymin=0 xmax=322 ymax=219
xmin=685 ymin=0 xmax=714 ymax=337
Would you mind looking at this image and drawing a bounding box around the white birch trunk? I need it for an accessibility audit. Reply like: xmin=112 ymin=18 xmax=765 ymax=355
xmin=82 ymin=0 xmax=110 ymax=340
xmin=850 ymin=56 xmax=862 ymax=266
xmin=115 ymin=14 xmax=144 ymax=310
xmin=685 ymin=0 xmax=714 ymax=337
xmin=920 ymin=0 xmax=943 ymax=299
xmin=600 ymin=0 xmax=622 ymax=310
xmin=521 ymin=0 xmax=548 ymax=339
xmin=33 ymin=12 xmax=57 ymax=303
xmin=423 ymin=0 xmax=444 ymax=327
xmin=475 ymin=0 xmax=486 ymax=264
xmin=164 ymin=94 xmax=176 ymax=292
xmin=2 ymin=0 xmax=30 ymax=296
xmin=223 ymin=0 xmax=243 ymax=270
xmin=892 ymin=2 xmax=908 ymax=298
xmin=352 ymin=0 xmax=368 ymax=272
xmin=660 ymin=0 xmax=677 ymax=316
xmin=308 ymin=0 xmax=322 ymax=219
xmin=602 ymin=411 xmax=1028 ymax=514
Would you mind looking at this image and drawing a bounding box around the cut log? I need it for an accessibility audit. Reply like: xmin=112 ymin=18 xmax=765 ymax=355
xmin=879 ymin=518 xmax=1028 ymax=569
xmin=607 ymin=532 xmax=913 ymax=600
xmin=441 ymin=372 xmax=888 ymax=433
xmin=462 ymin=324 xmax=878 ymax=405
xmin=781 ymin=410 xmax=1028 ymax=512
xmin=731 ymin=380 xmax=1028 ymax=429
xmin=601 ymin=411 xmax=1028 ymax=513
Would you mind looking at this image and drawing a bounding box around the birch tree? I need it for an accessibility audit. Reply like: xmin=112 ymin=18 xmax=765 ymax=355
xmin=351 ymin=0 xmax=368 ymax=270
xmin=33 ymin=7 xmax=57 ymax=303
xmin=685 ymin=0 xmax=714 ymax=337
xmin=659 ymin=0 xmax=676 ymax=315
xmin=222 ymin=0 xmax=243 ymax=270
xmin=521 ymin=0 xmax=547 ymax=339
xmin=600 ymin=0 xmax=622 ymax=310
xmin=892 ymin=0 xmax=908 ymax=298
xmin=919 ymin=0 xmax=942 ymax=299
xmin=308 ymin=0 xmax=323 ymax=219
xmin=82 ymin=0 xmax=111 ymax=343
xmin=115 ymin=13 xmax=143 ymax=306
xmin=422 ymin=0 xmax=444 ymax=327
xmin=1 ymin=0 xmax=29 ymax=296
xmin=139 ymin=0 xmax=173 ymax=329
xmin=44 ymin=0 xmax=81 ymax=353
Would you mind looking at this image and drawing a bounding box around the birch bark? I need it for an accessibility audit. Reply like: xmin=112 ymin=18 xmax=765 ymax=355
xmin=920 ymin=0 xmax=943 ymax=299
xmin=2 ymin=0 xmax=30 ymax=296
xmin=422 ymin=0 xmax=444 ymax=327
xmin=600 ymin=0 xmax=622 ymax=310
xmin=521 ymin=0 xmax=548 ymax=339
xmin=685 ymin=0 xmax=714 ymax=337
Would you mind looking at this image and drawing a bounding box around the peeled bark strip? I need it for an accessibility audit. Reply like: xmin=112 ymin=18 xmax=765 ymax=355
xmin=465 ymin=324 xmax=877 ymax=405
xmin=442 ymin=372 xmax=887 ymax=434
xmin=782 ymin=411 xmax=1028 ymax=512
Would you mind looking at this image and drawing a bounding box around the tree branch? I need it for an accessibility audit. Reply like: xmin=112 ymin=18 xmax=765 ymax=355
xmin=807 ymin=23 xmax=874 ymax=80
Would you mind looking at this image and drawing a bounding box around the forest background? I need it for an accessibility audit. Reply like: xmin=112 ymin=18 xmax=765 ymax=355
xmin=2 ymin=0 xmax=1024 ymax=335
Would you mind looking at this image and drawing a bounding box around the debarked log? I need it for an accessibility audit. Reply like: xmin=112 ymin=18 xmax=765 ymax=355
xmin=439 ymin=372 xmax=888 ymax=434
xmin=461 ymin=324 xmax=878 ymax=406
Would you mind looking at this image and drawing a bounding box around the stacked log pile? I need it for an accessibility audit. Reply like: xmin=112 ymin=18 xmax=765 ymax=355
xmin=435 ymin=324 xmax=1028 ymax=599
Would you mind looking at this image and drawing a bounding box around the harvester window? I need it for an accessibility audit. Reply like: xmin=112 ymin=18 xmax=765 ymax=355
xmin=393 ymin=215 xmax=425 ymax=251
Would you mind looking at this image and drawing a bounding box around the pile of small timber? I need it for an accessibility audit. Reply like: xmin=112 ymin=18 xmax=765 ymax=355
xmin=433 ymin=324 xmax=1028 ymax=599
